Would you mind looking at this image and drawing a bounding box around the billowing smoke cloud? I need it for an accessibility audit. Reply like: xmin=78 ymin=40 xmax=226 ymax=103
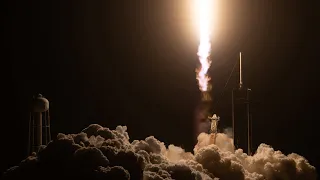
xmin=2 ymin=124 xmax=317 ymax=180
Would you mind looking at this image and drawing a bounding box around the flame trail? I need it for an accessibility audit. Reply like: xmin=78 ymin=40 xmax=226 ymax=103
xmin=194 ymin=0 xmax=214 ymax=136
xmin=196 ymin=0 xmax=212 ymax=93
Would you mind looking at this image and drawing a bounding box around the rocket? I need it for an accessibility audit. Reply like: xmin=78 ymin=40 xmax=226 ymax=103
xmin=208 ymin=114 xmax=220 ymax=134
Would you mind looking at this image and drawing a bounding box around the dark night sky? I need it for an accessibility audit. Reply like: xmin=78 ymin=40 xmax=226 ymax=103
xmin=3 ymin=0 xmax=320 ymax=175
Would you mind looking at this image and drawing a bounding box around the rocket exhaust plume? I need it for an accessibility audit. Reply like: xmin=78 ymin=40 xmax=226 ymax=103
xmin=194 ymin=0 xmax=215 ymax=136
xmin=196 ymin=0 xmax=212 ymax=95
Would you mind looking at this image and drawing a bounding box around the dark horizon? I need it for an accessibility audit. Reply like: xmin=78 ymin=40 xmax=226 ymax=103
xmin=3 ymin=0 xmax=320 ymax=176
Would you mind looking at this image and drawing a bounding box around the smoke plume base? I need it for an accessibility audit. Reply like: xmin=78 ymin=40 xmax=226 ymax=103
xmin=2 ymin=124 xmax=317 ymax=180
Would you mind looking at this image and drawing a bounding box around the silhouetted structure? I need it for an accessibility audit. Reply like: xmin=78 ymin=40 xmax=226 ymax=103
xmin=28 ymin=94 xmax=51 ymax=154
xmin=232 ymin=52 xmax=252 ymax=155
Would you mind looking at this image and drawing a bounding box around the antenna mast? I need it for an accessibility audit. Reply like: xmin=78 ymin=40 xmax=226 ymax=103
xmin=239 ymin=52 xmax=243 ymax=89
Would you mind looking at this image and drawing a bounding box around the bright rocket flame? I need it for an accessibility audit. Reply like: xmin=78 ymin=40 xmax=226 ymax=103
xmin=195 ymin=0 xmax=212 ymax=92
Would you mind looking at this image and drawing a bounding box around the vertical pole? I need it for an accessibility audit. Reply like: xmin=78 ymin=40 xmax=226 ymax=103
xmin=43 ymin=111 xmax=46 ymax=145
xmin=247 ymin=89 xmax=251 ymax=155
xmin=250 ymin=112 xmax=253 ymax=155
xmin=34 ymin=112 xmax=42 ymax=152
xmin=239 ymin=52 xmax=243 ymax=89
xmin=231 ymin=89 xmax=235 ymax=148
xmin=48 ymin=109 xmax=51 ymax=142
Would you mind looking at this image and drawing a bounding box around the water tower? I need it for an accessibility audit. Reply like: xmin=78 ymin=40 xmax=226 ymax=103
xmin=28 ymin=94 xmax=51 ymax=154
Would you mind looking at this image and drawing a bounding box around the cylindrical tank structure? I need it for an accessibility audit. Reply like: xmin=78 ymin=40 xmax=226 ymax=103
xmin=33 ymin=94 xmax=49 ymax=113
xmin=29 ymin=94 xmax=49 ymax=154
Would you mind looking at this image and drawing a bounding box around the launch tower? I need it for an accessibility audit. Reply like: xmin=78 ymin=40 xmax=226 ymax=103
xmin=232 ymin=52 xmax=252 ymax=155
xmin=28 ymin=94 xmax=51 ymax=154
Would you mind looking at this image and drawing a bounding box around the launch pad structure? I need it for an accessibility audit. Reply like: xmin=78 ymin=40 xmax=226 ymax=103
xmin=232 ymin=52 xmax=252 ymax=155
xmin=197 ymin=52 xmax=253 ymax=154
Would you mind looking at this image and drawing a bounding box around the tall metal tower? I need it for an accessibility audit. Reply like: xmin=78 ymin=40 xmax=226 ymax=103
xmin=232 ymin=52 xmax=252 ymax=155
xmin=28 ymin=94 xmax=51 ymax=154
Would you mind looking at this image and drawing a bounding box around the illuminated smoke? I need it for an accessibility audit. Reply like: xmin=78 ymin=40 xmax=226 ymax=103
xmin=2 ymin=124 xmax=317 ymax=180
